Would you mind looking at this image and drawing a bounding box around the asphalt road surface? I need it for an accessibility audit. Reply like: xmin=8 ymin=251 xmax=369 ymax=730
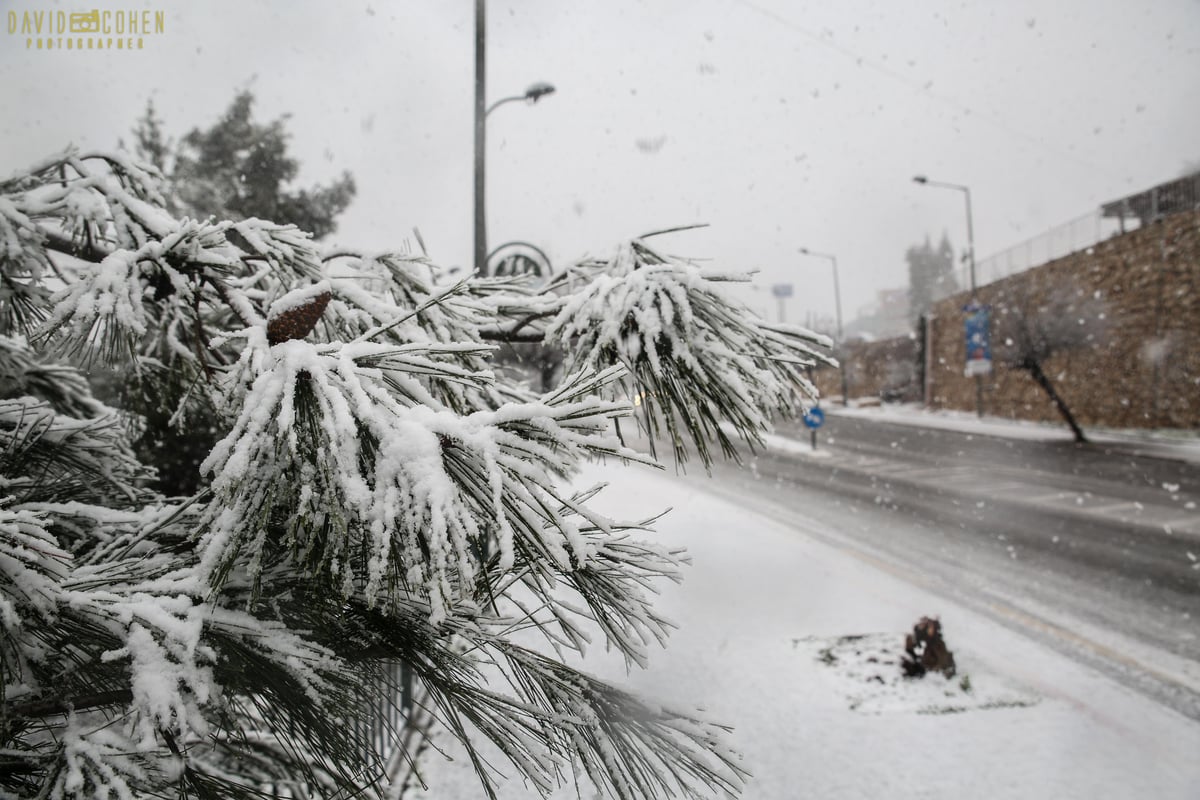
xmin=672 ymin=412 xmax=1200 ymax=721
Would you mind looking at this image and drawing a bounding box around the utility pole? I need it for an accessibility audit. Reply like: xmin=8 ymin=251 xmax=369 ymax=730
xmin=473 ymin=0 xmax=487 ymax=276
xmin=473 ymin=0 xmax=554 ymax=276
xmin=798 ymin=247 xmax=848 ymax=407
xmin=913 ymin=175 xmax=985 ymax=418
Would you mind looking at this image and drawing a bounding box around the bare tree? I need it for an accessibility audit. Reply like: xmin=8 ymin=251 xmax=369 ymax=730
xmin=993 ymin=283 xmax=1107 ymax=443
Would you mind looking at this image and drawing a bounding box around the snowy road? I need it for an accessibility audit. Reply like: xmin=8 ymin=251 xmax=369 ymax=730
xmin=414 ymin=455 xmax=1200 ymax=799
xmin=706 ymin=413 xmax=1200 ymax=720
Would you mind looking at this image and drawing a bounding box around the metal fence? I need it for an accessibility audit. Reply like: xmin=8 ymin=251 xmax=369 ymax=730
xmin=963 ymin=210 xmax=1136 ymax=291
xmin=964 ymin=171 xmax=1200 ymax=291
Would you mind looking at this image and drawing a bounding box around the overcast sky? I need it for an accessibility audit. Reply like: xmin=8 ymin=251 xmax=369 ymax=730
xmin=3 ymin=0 xmax=1198 ymax=326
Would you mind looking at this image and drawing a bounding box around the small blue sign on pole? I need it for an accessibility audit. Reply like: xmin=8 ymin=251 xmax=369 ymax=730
xmin=802 ymin=406 xmax=825 ymax=451
xmin=963 ymin=302 xmax=993 ymax=377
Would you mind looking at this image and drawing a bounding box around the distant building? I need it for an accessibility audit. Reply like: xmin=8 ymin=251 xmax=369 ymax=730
xmin=846 ymin=287 xmax=911 ymax=340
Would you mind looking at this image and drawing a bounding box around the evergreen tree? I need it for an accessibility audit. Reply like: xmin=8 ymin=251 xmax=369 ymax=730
xmin=0 ymin=149 xmax=832 ymax=799
xmin=120 ymin=93 xmax=357 ymax=495
xmin=132 ymin=92 xmax=357 ymax=240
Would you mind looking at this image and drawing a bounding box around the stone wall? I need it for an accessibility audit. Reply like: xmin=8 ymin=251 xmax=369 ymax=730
xmin=925 ymin=209 xmax=1200 ymax=429
xmin=812 ymin=335 xmax=920 ymax=403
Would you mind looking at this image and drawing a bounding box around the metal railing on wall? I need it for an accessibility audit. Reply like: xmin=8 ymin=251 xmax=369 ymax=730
xmin=963 ymin=171 xmax=1200 ymax=292
xmin=961 ymin=210 xmax=1135 ymax=292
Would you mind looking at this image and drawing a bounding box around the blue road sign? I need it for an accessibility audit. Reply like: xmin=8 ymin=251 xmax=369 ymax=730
xmin=963 ymin=302 xmax=993 ymax=377
xmin=802 ymin=407 xmax=825 ymax=429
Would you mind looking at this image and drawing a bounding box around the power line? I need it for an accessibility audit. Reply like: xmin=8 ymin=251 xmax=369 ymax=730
xmin=731 ymin=0 xmax=1122 ymax=179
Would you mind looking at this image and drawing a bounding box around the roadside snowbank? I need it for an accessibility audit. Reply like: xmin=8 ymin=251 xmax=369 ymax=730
xmin=412 ymin=459 xmax=1200 ymax=799
xmin=832 ymin=402 xmax=1200 ymax=465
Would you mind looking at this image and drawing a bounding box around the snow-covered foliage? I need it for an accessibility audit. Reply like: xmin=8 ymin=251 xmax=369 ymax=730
xmin=0 ymin=150 xmax=832 ymax=799
xmin=545 ymin=239 xmax=830 ymax=465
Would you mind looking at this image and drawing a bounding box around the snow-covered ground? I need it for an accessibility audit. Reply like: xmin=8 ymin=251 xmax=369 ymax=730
xmin=829 ymin=401 xmax=1200 ymax=465
xmin=411 ymin=459 xmax=1200 ymax=799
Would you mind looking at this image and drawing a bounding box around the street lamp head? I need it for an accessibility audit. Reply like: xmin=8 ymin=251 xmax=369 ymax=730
xmin=912 ymin=175 xmax=928 ymax=184
xmin=798 ymin=247 xmax=835 ymax=263
xmin=524 ymin=82 xmax=556 ymax=103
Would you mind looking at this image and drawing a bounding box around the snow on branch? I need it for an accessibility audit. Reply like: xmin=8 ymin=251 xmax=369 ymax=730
xmin=547 ymin=239 xmax=834 ymax=466
xmin=0 ymin=335 xmax=111 ymax=419
xmin=0 ymin=195 xmax=56 ymax=334
xmin=327 ymin=594 xmax=747 ymax=800
xmin=0 ymin=397 xmax=148 ymax=506
xmin=0 ymin=504 xmax=71 ymax=651
xmin=197 ymin=333 xmax=649 ymax=628
xmin=491 ymin=641 xmax=748 ymax=800
xmin=0 ymin=150 xmax=806 ymax=799
xmin=318 ymin=253 xmax=506 ymax=413
xmin=0 ymin=500 xmax=380 ymax=798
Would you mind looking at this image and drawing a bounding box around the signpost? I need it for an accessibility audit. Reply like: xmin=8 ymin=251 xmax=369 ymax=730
xmin=487 ymin=241 xmax=553 ymax=282
xmin=802 ymin=405 xmax=825 ymax=450
xmin=963 ymin=302 xmax=992 ymax=377
xmin=771 ymin=282 xmax=793 ymax=323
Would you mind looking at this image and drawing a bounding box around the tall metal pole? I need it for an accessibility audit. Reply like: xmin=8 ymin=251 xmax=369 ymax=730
xmin=962 ymin=186 xmax=984 ymax=419
xmin=829 ymin=254 xmax=844 ymax=340
xmin=799 ymin=247 xmax=848 ymax=407
xmin=473 ymin=2 xmax=553 ymax=277
xmin=831 ymin=254 xmax=848 ymax=407
xmin=473 ymin=0 xmax=487 ymax=276
xmin=913 ymin=175 xmax=984 ymax=418
xmin=963 ymin=186 xmax=977 ymax=293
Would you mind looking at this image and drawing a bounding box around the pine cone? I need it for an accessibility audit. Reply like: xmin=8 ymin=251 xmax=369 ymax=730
xmin=267 ymin=291 xmax=331 ymax=345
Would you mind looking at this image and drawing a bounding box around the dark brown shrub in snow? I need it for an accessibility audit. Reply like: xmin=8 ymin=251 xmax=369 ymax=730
xmin=901 ymin=616 xmax=957 ymax=678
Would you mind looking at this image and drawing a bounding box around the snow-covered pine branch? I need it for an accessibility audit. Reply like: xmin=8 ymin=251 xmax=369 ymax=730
xmin=0 ymin=149 xmax=830 ymax=799
xmin=544 ymin=238 xmax=834 ymax=466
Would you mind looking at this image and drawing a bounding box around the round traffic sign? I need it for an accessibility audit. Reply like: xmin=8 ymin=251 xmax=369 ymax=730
xmin=802 ymin=406 xmax=825 ymax=429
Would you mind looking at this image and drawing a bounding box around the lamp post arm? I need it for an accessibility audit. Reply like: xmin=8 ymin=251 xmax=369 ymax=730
xmin=800 ymin=248 xmax=836 ymax=262
xmin=486 ymin=94 xmax=529 ymax=117
xmin=919 ymin=178 xmax=969 ymax=193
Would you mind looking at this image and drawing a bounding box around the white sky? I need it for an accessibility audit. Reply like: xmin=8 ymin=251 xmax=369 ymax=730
xmin=3 ymin=0 xmax=1198 ymax=326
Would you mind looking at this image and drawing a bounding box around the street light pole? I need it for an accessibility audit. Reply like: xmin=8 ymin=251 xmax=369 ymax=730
xmin=473 ymin=0 xmax=487 ymax=276
xmin=912 ymin=175 xmax=976 ymax=293
xmin=473 ymin=0 xmax=555 ymax=276
xmin=963 ymin=185 xmax=977 ymax=294
xmin=913 ymin=174 xmax=984 ymax=417
xmin=798 ymin=247 xmax=848 ymax=406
